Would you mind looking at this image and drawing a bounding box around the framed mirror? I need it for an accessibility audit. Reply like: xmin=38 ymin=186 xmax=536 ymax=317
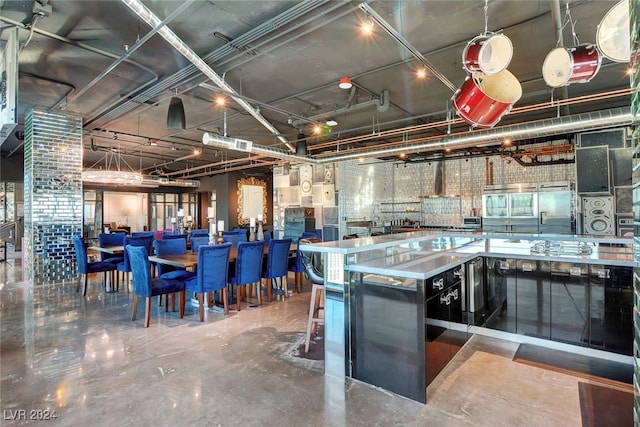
xmin=237 ymin=177 xmax=267 ymax=225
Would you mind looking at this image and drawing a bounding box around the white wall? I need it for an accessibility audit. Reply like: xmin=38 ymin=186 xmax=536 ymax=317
xmin=103 ymin=192 xmax=147 ymax=232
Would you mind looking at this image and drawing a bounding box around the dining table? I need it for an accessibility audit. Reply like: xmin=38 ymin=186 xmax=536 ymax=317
xmin=88 ymin=245 xmax=124 ymax=255
xmin=147 ymin=243 xmax=297 ymax=269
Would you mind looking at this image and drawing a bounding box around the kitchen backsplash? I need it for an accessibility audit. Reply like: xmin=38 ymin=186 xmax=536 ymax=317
xmin=339 ymin=154 xmax=575 ymax=234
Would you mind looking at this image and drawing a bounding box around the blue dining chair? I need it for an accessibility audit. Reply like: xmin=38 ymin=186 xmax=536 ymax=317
xmin=131 ymin=231 xmax=156 ymax=239
xmin=262 ymin=238 xmax=292 ymax=302
xmin=163 ymin=232 xmax=188 ymax=240
xmin=222 ymin=231 xmax=241 ymax=247
xmin=228 ymin=240 xmax=266 ymax=311
xmin=288 ymin=237 xmax=321 ymax=293
xmin=72 ymin=236 xmax=117 ymax=296
xmin=263 ymin=231 xmax=272 ymax=242
xmin=153 ymin=238 xmax=195 ymax=281
xmin=98 ymin=232 xmax=125 ymax=264
xmin=190 ymin=236 xmax=210 ymax=252
xmin=190 ymin=229 xmax=209 ymax=238
xmin=116 ymin=235 xmax=153 ymax=291
xmin=183 ymin=243 xmax=233 ymax=319
xmin=127 ymin=245 xmax=186 ymax=328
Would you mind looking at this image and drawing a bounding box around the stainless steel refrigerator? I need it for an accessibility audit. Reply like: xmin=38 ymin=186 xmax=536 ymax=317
xmin=538 ymin=181 xmax=575 ymax=234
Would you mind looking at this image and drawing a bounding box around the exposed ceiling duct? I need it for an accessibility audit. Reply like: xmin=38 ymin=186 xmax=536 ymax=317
xmin=121 ymin=0 xmax=296 ymax=151
xmin=209 ymin=107 xmax=631 ymax=166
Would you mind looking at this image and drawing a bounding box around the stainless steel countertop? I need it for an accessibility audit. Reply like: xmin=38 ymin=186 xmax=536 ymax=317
xmin=301 ymin=232 xmax=637 ymax=281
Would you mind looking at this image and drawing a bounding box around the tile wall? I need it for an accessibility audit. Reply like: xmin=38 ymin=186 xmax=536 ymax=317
xmin=338 ymin=152 xmax=574 ymax=236
xmin=24 ymin=109 xmax=83 ymax=284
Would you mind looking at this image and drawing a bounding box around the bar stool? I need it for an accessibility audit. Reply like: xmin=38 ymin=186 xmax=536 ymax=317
xmin=299 ymin=242 xmax=324 ymax=352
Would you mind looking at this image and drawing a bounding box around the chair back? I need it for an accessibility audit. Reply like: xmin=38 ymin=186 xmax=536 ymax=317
xmin=302 ymin=231 xmax=322 ymax=240
xmin=190 ymin=236 xmax=210 ymax=252
xmin=98 ymin=232 xmax=125 ymax=260
xmin=263 ymin=231 xmax=272 ymax=242
xmin=299 ymin=238 xmax=324 ymax=285
xmin=121 ymin=236 xmax=154 ymax=272
xmin=232 ymin=240 xmax=266 ymax=285
xmin=126 ymin=245 xmax=152 ymax=297
xmin=195 ymin=243 xmax=232 ymax=292
xmin=153 ymin=238 xmax=187 ymax=276
xmin=131 ymin=231 xmax=156 ymax=239
xmin=263 ymin=238 xmax=292 ymax=279
xmin=72 ymin=236 xmax=88 ymax=273
xmin=223 ymin=231 xmax=241 ymax=246
xmin=190 ymin=229 xmax=209 ymax=238
xmin=163 ymin=232 xmax=188 ymax=240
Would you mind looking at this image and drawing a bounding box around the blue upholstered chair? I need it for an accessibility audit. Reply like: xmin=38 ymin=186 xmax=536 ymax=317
xmin=116 ymin=236 xmax=153 ymax=291
xmin=262 ymin=238 xmax=292 ymax=301
xmin=190 ymin=229 xmax=209 ymax=238
xmin=228 ymin=240 xmax=266 ymax=311
xmin=301 ymin=231 xmax=322 ymax=240
xmin=131 ymin=231 xmax=156 ymax=239
xmin=288 ymin=237 xmax=321 ymax=293
xmin=98 ymin=232 xmax=125 ymax=264
xmin=153 ymin=238 xmax=195 ymax=281
xmin=163 ymin=232 xmax=188 ymax=240
xmin=183 ymin=243 xmax=233 ymax=319
xmin=222 ymin=231 xmax=241 ymax=247
xmin=190 ymin=236 xmax=210 ymax=252
xmin=263 ymin=231 xmax=272 ymax=242
xmin=72 ymin=236 xmax=117 ymax=296
xmin=126 ymin=245 xmax=186 ymax=328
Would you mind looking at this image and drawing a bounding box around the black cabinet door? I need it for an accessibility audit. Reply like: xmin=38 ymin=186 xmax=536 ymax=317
xmin=549 ymin=262 xmax=589 ymax=347
xmin=485 ymin=258 xmax=517 ymax=333
xmin=588 ymin=265 xmax=633 ymax=355
xmin=516 ymin=260 xmax=550 ymax=340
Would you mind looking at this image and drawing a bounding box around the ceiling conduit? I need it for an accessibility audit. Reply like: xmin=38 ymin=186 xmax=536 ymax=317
xmin=218 ymin=107 xmax=631 ymax=165
xmin=121 ymin=0 xmax=296 ymax=151
xmin=291 ymin=89 xmax=390 ymax=128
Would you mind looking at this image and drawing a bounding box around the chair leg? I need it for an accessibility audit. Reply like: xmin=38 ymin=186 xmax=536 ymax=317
xmin=131 ymin=294 xmax=138 ymax=321
xmin=281 ymin=275 xmax=288 ymax=297
xmin=222 ymin=288 xmax=229 ymax=314
xmin=145 ymin=297 xmax=152 ymax=327
xmin=179 ymin=291 xmax=185 ymax=318
xmin=171 ymin=292 xmax=176 ymax=312
xmin=164 ymin=294 xmax=169 ymax=312
xmin=236 ymin=286 xmax=242 ymax=311
xmin=82 ymin=274 xmax=88 ymax=296
xmin=266 ymin=278 xmax=272 ymax=302
xmin=198 ymin=292 xmax=205 ymax=322
xmin=295 ymin=272 xmax=302 ymax=293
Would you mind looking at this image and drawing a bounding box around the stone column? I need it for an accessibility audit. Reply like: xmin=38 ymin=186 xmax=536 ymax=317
xmin=23 ymin=109 xmax=83 ymax=284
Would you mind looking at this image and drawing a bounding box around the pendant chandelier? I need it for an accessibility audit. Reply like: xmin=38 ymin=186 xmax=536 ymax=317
xmin=82 ymin=147 xmax=143 ymax=185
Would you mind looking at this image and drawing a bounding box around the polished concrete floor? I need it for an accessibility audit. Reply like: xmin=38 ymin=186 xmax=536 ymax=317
xmin=0 ymin=249 xmax=630 ymax=426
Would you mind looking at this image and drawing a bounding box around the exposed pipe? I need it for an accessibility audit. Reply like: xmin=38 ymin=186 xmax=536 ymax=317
xmin=122 ymin=0 xmax=296 ymax=152
xmin=291 ymin=90 xmax=390 ymax=128
xmin=220 ymin=107 xmax=631 ymax=165
xmin=65 ymin=1 xmax=193 ymax=108
xmin=89 ymin=0 xmax=330 ymax=129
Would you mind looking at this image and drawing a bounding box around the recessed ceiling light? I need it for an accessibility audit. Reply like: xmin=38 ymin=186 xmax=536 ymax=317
xmin=326 ymin=118 xmax=338 ymax=126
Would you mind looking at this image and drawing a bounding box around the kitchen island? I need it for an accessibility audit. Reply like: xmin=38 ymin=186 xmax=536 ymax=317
xmin=299 ymin=231 xmax=636 ymax=403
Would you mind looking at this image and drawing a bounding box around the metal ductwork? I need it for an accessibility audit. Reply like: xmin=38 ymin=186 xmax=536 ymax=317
xmin=214 ymin=107 xmax=631 ymax=165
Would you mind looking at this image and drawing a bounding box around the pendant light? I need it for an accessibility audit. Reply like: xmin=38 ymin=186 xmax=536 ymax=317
xmin=167 ymin=88 xmax=186 ymax=129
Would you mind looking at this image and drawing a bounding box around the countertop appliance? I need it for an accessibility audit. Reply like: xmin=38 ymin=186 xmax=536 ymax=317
xmin=538 ymin=181 xmax=575 ymax=234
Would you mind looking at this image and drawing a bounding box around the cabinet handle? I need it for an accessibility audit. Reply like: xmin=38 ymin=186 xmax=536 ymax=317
xmin=521 ymin=262 xmax=532 ymax=272
xmin=432 ymin=277 xmax=444 ymax=290
xmin=440 ymin=293 xmax=451 ymax=305
xmin=499 ymin=260 xmax=509 ymax=270
xmin=453 ymin=269 xmax=463 ymax=278
xmin=569 ymin=267 xmax=582 ymax=276
xmin=597 ymin=269 xmax=610 ymax=279
xmin=448 ymin=288 xmax=459 ymax=300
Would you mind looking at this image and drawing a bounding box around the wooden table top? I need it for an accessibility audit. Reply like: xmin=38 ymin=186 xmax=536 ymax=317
xmin=148 ymin=243 xmax=296 ymax=269
xmin=88 ymin=245 xmax=124 ymax=255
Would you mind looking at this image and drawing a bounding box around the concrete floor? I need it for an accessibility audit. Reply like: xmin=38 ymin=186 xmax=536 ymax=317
xmin=0 ymin=251 xmax=625 ymax=426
